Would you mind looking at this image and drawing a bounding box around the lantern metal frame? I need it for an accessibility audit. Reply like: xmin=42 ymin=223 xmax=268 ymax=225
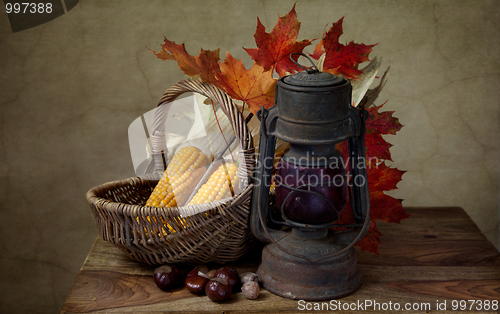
xmin=250 ymin=55 xmax=371 ymax=300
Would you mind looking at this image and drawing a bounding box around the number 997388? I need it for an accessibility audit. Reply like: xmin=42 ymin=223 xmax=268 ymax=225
xmin=451 ymin=300 xmax=498 ymax=311
xmin=5 ymin=2 xmax=53 ymax=14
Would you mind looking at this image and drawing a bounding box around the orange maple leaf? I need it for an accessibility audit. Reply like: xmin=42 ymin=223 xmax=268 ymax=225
xmin=149 ymin=38 xmax=221 ymax=87
xmin=216 ymin=52 xmax=277 ymax=115
xmin=312 ymin=17 xmax=376 ymax=79
xmin=244 ymin=4 xmax=312 ymax=77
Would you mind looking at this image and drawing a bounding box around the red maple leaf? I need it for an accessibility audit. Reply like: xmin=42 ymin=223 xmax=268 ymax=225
xmin=367 ymin=160 xmax=405 ymax=192
xmin=215 ymin=52 xmax=277 ymax=114
xmin=335 ymin=171 xmax=406 ymax=255
xmin=380 ymin=201 xmax=409 ymax=224
xmin=364 ymin=103 xmax=404 ymax=161
xmin=366 ymin=103 xmax=403 ymax=135
xmin=365 ymin=132 xmax=394 ymax=161
xmin=244 ymin=4 xmax=313 ymax=77
xmin=368 ymin=190 xmax=405 ymax=221
xmin=311 ymin=17 xmax=376 ymax=79
xmin=356 ymin=220 xmax=383 ymax=255
xmin=334 ymin=105 xmax=407 ymax=254
xmin=149 ymin=38 xmax=221 ymax=87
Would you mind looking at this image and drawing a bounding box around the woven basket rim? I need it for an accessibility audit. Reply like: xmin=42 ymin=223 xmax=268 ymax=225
xmin=86 ymin=175 xmax=254 ymax=217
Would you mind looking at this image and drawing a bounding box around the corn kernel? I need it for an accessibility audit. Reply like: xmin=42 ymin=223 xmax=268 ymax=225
xmin=188 ymin=162 xmax=239 ymax=205
xmin=145 ymin=146 xmax=208 ymax=208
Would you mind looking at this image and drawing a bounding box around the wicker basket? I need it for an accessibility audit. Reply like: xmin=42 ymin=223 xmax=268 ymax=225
xmin=86 ymin=79 xmax=256 ymax=265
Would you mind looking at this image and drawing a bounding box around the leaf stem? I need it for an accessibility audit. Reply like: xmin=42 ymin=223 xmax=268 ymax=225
xmin=211 ymin=100 xmax=234 ymax=161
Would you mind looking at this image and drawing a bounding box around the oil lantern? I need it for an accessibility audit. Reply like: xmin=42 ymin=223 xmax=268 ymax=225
xmin=250 ymin=54 xmax=371 ymax=300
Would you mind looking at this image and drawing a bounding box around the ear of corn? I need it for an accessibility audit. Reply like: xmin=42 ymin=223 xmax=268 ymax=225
xmin=145 ymin=146 xmax=208 ymax=208
xmin=188 ymin=162 xmax=239 ymax=205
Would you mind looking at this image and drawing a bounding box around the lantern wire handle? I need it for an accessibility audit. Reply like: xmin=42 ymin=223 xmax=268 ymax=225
xmin=290 ymin=52 xmax=319 ymax=74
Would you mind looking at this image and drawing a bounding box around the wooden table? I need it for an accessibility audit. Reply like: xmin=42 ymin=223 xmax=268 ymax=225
xmin=61 ymin=207 xmax=500 ymax=313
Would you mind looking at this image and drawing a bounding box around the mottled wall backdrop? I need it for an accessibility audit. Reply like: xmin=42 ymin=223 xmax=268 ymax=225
xmin=0 ymin=0 xmax=498 ymax=312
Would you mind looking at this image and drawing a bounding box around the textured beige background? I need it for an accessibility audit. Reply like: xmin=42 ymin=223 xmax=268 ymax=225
xmin=0 ymin=0 xmax=499 ymax=312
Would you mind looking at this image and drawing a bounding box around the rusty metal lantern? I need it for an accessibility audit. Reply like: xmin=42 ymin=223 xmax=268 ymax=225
xmin=250 ymin=54 xmax=371 ymax=300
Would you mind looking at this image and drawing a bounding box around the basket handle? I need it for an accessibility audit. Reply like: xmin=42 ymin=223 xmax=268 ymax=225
xmin=146 ymin=79 xmax=254 ymax=174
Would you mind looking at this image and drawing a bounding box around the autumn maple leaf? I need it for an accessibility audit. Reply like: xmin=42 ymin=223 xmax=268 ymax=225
xmin=335 ymin=163 xmax=406 ymax=256
xmin=215 ymin=52 xmax=277 ymax=115
xmin=149 ymin=38 xmax=221 ymax=87
xmin=311 ymin=17 xmax=376 ymax=79
xmin=244 ymin=4 xmax=312 ymax=77
xmin=364 ymin=103 xmax=403 ymax=161
xmin=366 ymin=103 xmax=403 ymax=135
xmin=335 ymin=104 xmax=407 ymax=255
xmin=356 ymin=220 xmax=383 ymax=254
xmin=367 ymin=160 xmax=405 ymax=193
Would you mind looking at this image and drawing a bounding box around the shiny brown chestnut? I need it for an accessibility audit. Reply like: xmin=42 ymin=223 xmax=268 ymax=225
xmin=185 ymin=269 xmax=210 ymax=294
xmin=214 ymin=267 xmax=241 ymax=292
xmin=205 ymin=277 xmax=232 ymax=302
xmin=153 ymin=265 xmax=183 ymax=291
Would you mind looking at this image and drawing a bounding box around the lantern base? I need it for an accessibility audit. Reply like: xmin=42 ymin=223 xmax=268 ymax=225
xmin=257 ymin=229 xmax=362 ymax=301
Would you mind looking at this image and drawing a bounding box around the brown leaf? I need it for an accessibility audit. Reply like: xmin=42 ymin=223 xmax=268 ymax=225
xmin=150 ymin=38 xmax=221 ymax=87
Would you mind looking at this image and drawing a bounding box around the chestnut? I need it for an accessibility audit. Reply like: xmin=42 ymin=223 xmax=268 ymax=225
xmin=206 ymin=269 xmax=217 ymax=279
xmin=191 ymin=265 xmax=209 ymax=274
xmin=214 ymin=267 xmax=241 ymax=292
xmin=241 ymin=281 xmax=260 ymax=299
xmin=186 ymin=266 xmax=207 ymax=278
xmin=205 ymin=277 xmax=232 ymax=302
xmin=185 ymin=269 xmax=210 ymax=294
xmin=153 ymin=265 xmax=183 ymax=291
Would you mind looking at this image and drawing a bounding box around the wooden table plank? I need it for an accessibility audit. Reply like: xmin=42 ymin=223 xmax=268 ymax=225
xmin=61 ymin=207 xmax=500 ymax=313
xmin=374 ymin=207 xmax=494 ymax=241
xmin=360 ymin=207 xmax=500 ymax=266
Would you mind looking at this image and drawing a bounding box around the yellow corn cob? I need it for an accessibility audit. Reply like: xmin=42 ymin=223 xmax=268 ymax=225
xmin=188 ymin=162 xmax=239 ymax=205
xmin=146 ymin=146 xmax=208 ymax=208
